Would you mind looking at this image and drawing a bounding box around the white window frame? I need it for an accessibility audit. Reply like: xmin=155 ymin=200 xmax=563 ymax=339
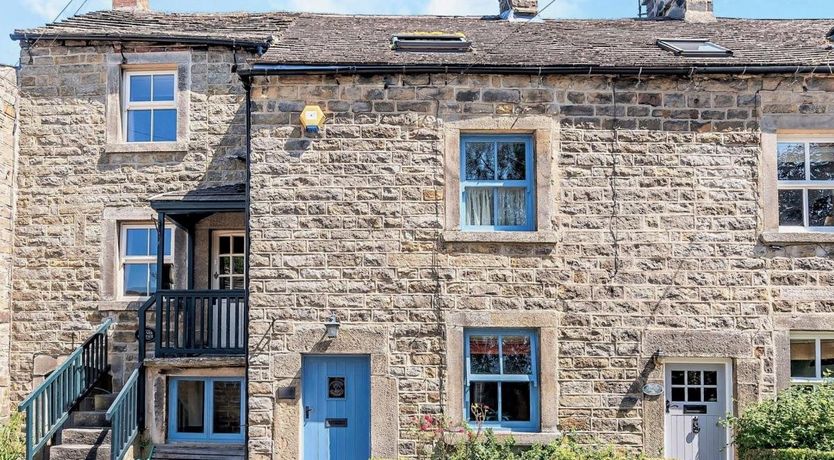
xmin=118 ymin=223 xmax=173 ymax=300
xmin=776 ymin=135 xmax=834 ymax=233
xmin=122 ymin=70 xmax=178 ymax=143
xmin=789 ymin=332 xmax=834 ymax=384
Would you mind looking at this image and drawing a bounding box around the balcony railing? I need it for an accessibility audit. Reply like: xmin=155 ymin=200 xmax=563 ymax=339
xmin=140 ymin=290 xmax=247 ymax=358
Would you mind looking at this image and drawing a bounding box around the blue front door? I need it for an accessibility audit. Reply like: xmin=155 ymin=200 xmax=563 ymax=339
xmin=302 ymin=355 xmax=371 ymax=460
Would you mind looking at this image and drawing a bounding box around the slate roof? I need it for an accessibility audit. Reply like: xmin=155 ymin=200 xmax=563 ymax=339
xmin=11 ymin=9 xmax=834 ymax=69
xmin=11 ymin=10 xmax=297 ymax=48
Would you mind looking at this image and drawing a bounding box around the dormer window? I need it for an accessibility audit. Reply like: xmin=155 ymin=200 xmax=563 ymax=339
xmin=391 ymin=33 xmax=472 ymax=52
xmin=656 ymin=39 xmax=732 ymax=57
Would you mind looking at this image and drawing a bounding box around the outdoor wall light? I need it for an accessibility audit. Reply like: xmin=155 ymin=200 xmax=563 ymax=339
xmin=324 ymin=314 xmax=340 ymax=339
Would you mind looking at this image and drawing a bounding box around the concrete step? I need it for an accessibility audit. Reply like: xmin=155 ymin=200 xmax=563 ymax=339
xmin=61 ymin=428 xmax=111 ymax=445
xmin=152 ymin=444 xmax=245 ymax=460
xmin=48 ymin=444 xmax=110 ymax=460
xmin=69 ymin=410 xmax=109 ymax=428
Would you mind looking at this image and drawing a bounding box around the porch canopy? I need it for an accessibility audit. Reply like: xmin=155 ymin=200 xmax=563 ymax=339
xmin=149 ymin=183 xmax=246 ymax=290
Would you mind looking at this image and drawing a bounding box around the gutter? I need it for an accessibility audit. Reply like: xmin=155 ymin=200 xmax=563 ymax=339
xmin=240 ymin=63 xmax=834 ymax=77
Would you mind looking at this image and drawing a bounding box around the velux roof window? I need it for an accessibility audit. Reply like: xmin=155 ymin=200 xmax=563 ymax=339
xmin=656 ymin=39 xmax=733 ymax=57
xmin=391 ymin=33 xmax=472 ymax=52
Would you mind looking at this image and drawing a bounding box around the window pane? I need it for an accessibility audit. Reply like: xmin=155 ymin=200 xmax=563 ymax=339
xmin=176 ymin=380 xmax=205 ymax=433
xmin=497 ymin=142 xmax=526 ymax=180
xmin=791 ymin=339 xmax=817 ymax=378
xmin=213 ymin=381 xmax=242 ymax=434
xmin=152 ymin=109 xmax=177 ymax=142
xmin=779 ymin=189 xmax=804 ymax=226
xmin=125 ymin=228 xmax=149 ymax=256
xmin=822 ymin=339 xmax=834 ymax=378
xmin=687 ymin=387 xmax=702 ymax=402
xmin=501 ymin=382 xmax=531 ymax=421
xmin=704 ymin=387 xmax=718 ymax=402
xmin=810 ymin=143 xmax=834 ymax=181
xmin=469 ymin=335 xmax=499 ymax=374
xmin=808 ymin=189 xmax=834 ymax=227
xmin=127 ymin=110 xmax=152 ymax=142
xmin=149 ymin=228 xmax=172 ymax=257
xmin=153 ymin=74 xmax=175 ymax=101
xmin=124 ymin=264 xmax=149 ymax=296
xmin=233 ymin=236 xmax=245 ymax=254
xmin=777 ymin=143 xmax=806 ymax=181
xmin=496 ymin=188 xmax=527 ymax=227
xmin=469 ymin=382 xmax=498 ymax=421
xmin=129 ymin=75 xmax=152 ymax=102
xmin=464 ymin=188 xmax=494 ymax=226
xmin=464 ymin=142 xmax=495 ymax=180
xmin=502 ymin=335 xmax=532 ymax=374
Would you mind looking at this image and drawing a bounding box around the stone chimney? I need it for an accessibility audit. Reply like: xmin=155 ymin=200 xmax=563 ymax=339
xmin=113 ymin=0 xmax=150 ymax=11
xmin=643 ymin=0 xmax=715 ymax=22
xmin=499 ymin=0 xmax=538 ymax=20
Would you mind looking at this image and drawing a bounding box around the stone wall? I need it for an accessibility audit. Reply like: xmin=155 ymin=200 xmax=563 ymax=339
xmin=12 ymin=41 xmax=250 ymax=400
xmin=0 ymin=65 xmax=17 ymax=418
xmin=247 ymin=72 xmax=834 ymax=458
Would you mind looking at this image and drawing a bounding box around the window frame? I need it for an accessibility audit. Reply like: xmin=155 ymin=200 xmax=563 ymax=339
xmin=776 ymin=135 xmax=834 ymax=233
xmin=118 ymin=223 xmax=173 ymax=300
xmin=463 ymin=328 xmax=540 ymax=432
xmin=122 ymin=69 xmax=178 ymax=143
xmin=789 ymin=332 xmax=834 ymax=384
xmin=168 ymin=376 xmax=246 ymax=443
xmin=459 ymin=134 xmax=536 ymax=232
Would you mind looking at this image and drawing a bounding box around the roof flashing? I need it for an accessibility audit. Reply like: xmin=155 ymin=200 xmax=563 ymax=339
xmin=391 ymin=33 xmax=472 ymax=52
xmin=656 ymin=38 xmax=733 ymax=57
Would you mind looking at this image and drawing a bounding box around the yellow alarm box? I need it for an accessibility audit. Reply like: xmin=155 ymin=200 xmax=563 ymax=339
xmin=300 ymin=105 xmax=325 ymax=134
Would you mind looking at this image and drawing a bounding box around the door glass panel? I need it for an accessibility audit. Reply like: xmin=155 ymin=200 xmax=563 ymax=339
xmin=219 ymin=236 xmax=230 ymax=254
xmin=810 ymin=143 xmax=834 ymax=180
xmin=791 ymin=339 xmax=817 ymax=378
xmin=219 ymin=278 xmax=230 ymax=290
xmin=777 ymin=142 xmax=806 ymax=180
xmin=821 ymin=339 xmax=834 ymax=378
xmin=176 ymin=381 xmax=205 ymax=433
xmin=502 ymin=335 xmax=531 ymax=374
xmin=671 ymin=387 xmax=685 ymax=401
xmin=212 ymin=381 xmax=242 ymax=434
xmin=687 ymin=371 xmax=701 ymax=385
xmin=232 ymin=277 xmax=245 ymax=290
xmin=703 ymin=371 xmax=717 ymax=386
xmin=233 ymin=256 xmax=245 ymax=274
xmin=671 ymin=371 xmax=685 ymax=385
xmin=469 ymin=382 xmax=498 ymax=421
xmin=687 ymin=387 xmax=702 ymax=402
xmin=501 ymin=382 xmax=530 ymax=421
xmin=233 ymin=236 xmax=245 ymax=254
xmin=469 ymin=336 xmax=499 ymax=374
xmin=704 ymin=387 xmax=718 ymax=402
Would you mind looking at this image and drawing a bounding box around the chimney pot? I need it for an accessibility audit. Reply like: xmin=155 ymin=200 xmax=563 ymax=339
xmin=113 ymin=0 xmax=150 ymax=11
xmin=643 ymin=0 xmax=715 ymax=22
xmin=499 ymin=0 xmax=538 ymax=20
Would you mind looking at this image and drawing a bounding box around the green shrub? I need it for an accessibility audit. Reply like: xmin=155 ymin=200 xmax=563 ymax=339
xmin=741 ymin=449 xmax=834 ymax=460
xmin=0 ymin=412 xmax=24 ymax=460
xmin=724 ymin=381 xmax=834 ymax=453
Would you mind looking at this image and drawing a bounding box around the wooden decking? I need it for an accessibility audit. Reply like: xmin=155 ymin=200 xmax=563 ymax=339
xmin=152 ymin=444 xmax=245 ymax=460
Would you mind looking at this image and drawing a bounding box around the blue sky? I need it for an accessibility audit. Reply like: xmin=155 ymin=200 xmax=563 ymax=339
xmin=3 ymin=0 xmax=833 ymax=65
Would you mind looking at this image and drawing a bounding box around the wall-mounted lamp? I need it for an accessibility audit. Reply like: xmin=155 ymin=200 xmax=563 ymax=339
xmin=324 ymin=314 xmax=340 ymax=339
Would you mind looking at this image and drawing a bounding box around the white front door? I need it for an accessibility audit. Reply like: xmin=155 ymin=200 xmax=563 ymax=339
xmin=211 ymin=231 xmax=246 ymax=349
xmin=664 ymin=363 xmax=729 ymax=460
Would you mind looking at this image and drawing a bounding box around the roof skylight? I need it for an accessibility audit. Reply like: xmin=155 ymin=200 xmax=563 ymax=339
xmin=656 ymin=39 xmax=733 ymax=57
xmin=391 ymin=33 xmax=472 ymax=52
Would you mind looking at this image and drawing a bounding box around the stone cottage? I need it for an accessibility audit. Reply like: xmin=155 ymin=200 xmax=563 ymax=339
xmin=4 ymin=0 xmax=834 ymax=458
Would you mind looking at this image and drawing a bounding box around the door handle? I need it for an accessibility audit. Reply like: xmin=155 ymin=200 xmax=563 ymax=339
xmin=213 ymin=272 xmax=219 ymax=279
xmin=692 ymin=416 xmax=700 ymax=434
xmin=305 ymin=406 xmax=313 ymax=420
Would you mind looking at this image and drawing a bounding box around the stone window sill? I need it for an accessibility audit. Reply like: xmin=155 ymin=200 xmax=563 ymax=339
xmin=760 ymin=232 xmax=834 ymax=244
xmin=104 ymin=142 xmax=188 ymax=154
xmin=442 ymin=230 xmax=558 ymax=244
xmin=445 ymin=431 xmax=561 ymax=446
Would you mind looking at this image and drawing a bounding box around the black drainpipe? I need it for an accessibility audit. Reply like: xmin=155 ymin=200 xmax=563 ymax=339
xmin=242 ymin=73 xmax=252 ymax=460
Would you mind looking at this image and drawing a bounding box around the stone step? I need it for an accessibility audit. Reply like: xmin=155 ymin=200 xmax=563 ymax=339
xmin=49 ymin=444 xmax=110 ymax=460
xmin=69 ymin=410 xmax=109 ymax=428
xmin=61 ymin=428 xmax=111 ymax=445
xmin=77 ymin=392 xmax=116 ymax=412
xmin=152 ymin=444 xmax=245 ymax=460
